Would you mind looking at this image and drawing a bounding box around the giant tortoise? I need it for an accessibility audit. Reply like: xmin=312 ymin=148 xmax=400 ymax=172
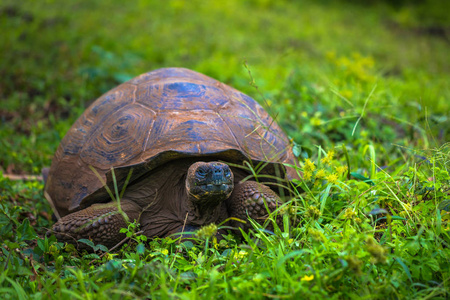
xmin=45 ymin=67 xmax=298 ymax=248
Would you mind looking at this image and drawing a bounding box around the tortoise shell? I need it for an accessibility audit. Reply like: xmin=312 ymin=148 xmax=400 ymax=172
xmin=45 ymin=68 xmax=297 ymax=218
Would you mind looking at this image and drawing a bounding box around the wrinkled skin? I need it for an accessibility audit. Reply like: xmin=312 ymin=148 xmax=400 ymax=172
xmin=50 ymin=161 xmax=284 ymax=249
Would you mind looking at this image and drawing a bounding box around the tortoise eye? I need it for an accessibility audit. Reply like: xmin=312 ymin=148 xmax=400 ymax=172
xmin=196 ymin=168 xmax=208 ymax=178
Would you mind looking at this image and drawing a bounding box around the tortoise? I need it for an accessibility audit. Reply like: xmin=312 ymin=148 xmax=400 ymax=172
xmin=45 ymin=67 xmax=299 ymax=249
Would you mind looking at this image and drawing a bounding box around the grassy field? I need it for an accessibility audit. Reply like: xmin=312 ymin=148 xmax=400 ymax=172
xmin=1 ymin=0 xmax=449 ymax=298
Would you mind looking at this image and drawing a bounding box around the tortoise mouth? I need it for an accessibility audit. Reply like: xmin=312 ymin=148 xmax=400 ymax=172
xmin=188 ymin=181 xmax=233 ymax=202
xmin=194 ymin=182 xmax=233 ymax=197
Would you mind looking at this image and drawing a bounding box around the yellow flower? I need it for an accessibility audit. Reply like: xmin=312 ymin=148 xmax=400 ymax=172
xmin=196 ymin=223 xmax=218 ymax=239
xmin=343 ymin=208 xmax=356 ymax=219
xmin=321 ymin=150 xmax=335 ymax=165
xmin=310 ymin=117 xmax=322 ymax=126
xmin=307 ymin=206 xmax=321 ymax=220
xmin=234 ymin=250 xmax=248 ymax=261
xmin=308 ymin=228 xmax=323 ymax=241
xmin=303 ymin=170 xmax=312 ymax=181
xmin=326 ymin=173 xmax=339 ymax=184
xmin=315 ymin=169 xmax=326 ymax=179
xmin=105 ymin=253 xmax=118 ymax=260
xmin=161 ymin=249 xmax=169 ymax=256
xmin=304 ymin=158 xmax=316 ymax=172
xmin=335 ymin=165 xmax=348 ymax=175
xmin=301 ymin=274 xmax=314 ymax=281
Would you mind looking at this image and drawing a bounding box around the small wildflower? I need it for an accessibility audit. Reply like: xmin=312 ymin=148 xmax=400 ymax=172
xmin=213 ymin=237 xmax=219 ymax=249
xmin=279 ymin=206 xmax=288 ymax=215
xmin=234 ymin=250 xmax=248 ymax=263
xmin=196 ymin=223 xmax=218 ymax=239
xmin=303 ymin=170 xmax=313 ymax=181
xmin=335 ymin=165 xmax=348 ymax=175
xmin=315 ymin=169 xmax=327 ymax=179
xmin=321 ymin=150 xmax=335 ymax=165
xmin=161 ymin=249 xmax=169 ymax=256
xmin=301 ymin=111 xmax=308 ymax=118
xmin=301 ymin=274 xmax=314 ymax=281
xmin=308 ymin=228 xmax=324 ymax=241
xmin=304 ymin=158 xmax=316 ymax=172
xmin=343 ymin=208 xmax=356 ymax=219
xmin=105 ymin=253 xmax=118 ymax=260
xmin=307 ymin=205 xmax=321 ymax=220
xmin=289 ymin=207 xmax=297 ymax=215
xmin=326 ymin=173 xmax=339 ymax=184
xmin=310 ymin=117 xmax=322 ymax=126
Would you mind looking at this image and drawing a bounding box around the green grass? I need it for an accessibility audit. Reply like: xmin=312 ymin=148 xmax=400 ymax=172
xmin=1 ymin=0 xmax=449 ymax=298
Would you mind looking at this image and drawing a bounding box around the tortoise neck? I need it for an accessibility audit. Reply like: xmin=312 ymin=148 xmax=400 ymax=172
xmin=186 ymin=193 xmax=226 ymax=225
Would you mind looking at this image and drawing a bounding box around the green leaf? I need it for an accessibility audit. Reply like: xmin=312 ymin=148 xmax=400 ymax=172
xmin=375 ymin=216 xmax=407 ymax=223
xmin=6 ymin=277 xmax=28 ymax=300
xmin=393 ymin=257 xmax=412 ymax=282
xmin=405 ymin=241 xmax=420 ymax=256
xmin=426 ymin=258 xmax=440 ymax=272
xmin=37 ymin=239 xmax=46 ymax=252
xmin=97 ymin=244 xmax=109 ymax=252
xmin=350 ymin=172 xmax=375 ymax=185
xmin=221 ymin=249 xmax=232 ymax=257
xmin=293 ymin=143 xmax=301 ymax=157
xmin=276 ymin=250 xmax=308 ymax=269
xmin=136 ymin=243 xmax=145 ymax=255
xmin=78 ymin=239 xmax=95 ymax=248
xmin=17 ymin=219 xmax=37 ymax=242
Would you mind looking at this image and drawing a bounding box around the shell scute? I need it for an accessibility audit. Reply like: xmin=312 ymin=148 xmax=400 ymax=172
xmin=136 ymin=80 xmax=228 ymax=111
xmin=80 ymin=104 xmax=155 ymax=169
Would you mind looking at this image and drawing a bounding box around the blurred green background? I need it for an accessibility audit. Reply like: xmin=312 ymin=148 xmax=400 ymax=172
xmin=1 ymin=0 xmax=449 ymax=175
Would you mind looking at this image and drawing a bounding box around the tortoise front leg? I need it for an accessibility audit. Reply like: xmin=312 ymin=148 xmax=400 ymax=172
xmin=227 ymin=181 xmax=283 ymax=232
xmin=50 ymin=200 xmax=141 ymax=249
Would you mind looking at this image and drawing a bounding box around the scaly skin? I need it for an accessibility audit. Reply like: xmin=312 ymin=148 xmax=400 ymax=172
xmin=227 ymin=181 xmax=282 ymax=232
xmin=50 ymin=200 xmax=141 ymax=249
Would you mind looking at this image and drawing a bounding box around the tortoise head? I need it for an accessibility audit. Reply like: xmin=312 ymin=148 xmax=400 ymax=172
xmin=186 ymin=161 xmax=234 ymax=208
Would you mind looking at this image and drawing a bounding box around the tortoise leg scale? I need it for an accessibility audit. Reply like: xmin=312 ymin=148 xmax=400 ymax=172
xmin=49 ymin=200 xmax=141 ymax=250
xmin=227 ymin=181 xmax=283 ymax=232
